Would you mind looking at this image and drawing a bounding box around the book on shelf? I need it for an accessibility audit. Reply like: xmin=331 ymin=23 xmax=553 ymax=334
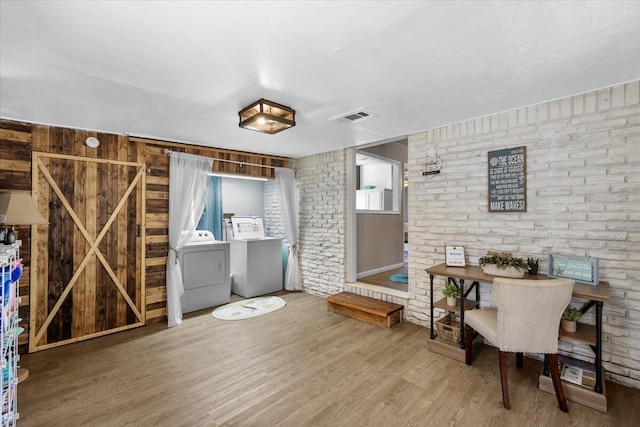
xmin=557 ymin=357 xmax=596 ymax=390
xmin=560 ymin=364 xmax=582 ymax=385
xmin=581 ymin=369 xmax=596 ymax=389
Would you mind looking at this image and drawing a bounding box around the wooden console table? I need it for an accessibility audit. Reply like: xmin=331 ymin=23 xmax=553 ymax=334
xmin=426 ymin=263 xmax=611 ymax=411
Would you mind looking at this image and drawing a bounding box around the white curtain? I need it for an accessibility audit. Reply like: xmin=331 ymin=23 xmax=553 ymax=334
xmin=166 ymin=152 xmax=213 ymax=327
xmin=275 ymin=167 xmax=301 ymax=291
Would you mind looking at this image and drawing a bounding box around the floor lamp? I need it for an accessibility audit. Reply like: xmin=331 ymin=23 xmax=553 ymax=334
xmin=0 ymin=191 xmax=48 ymax=383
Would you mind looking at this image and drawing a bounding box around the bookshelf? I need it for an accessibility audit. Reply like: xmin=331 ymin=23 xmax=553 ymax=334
xmin=540 ymin=362 xmax=606 ymax=413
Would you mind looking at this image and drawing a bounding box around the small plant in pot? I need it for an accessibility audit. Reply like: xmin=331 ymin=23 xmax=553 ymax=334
xmin=443 ymin=282 xmax=460 ymax=306
xmin=561 ymin=306 xmax=583 ymax=333
xmin=478 ymin=253 xmax=530 ymax=278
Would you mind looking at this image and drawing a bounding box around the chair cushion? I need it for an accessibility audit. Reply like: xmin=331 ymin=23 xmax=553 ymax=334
xmin=465 ymin=308 xmax=497 ymax=345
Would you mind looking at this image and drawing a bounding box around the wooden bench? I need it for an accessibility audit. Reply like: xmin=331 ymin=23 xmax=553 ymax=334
xmin=326 ymin=292 xmax=403 ymax=328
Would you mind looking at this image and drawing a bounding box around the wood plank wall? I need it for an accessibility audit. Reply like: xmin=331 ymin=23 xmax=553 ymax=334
xmin=0 ymin=120 xmax=34 ymax=350
xmin=1 ymin=119 xmax=144 ymax=351
xmin=0 ymin=120 xmax=293 ymax=350
xmin=132 ymin=137 xmax=293 ymax=321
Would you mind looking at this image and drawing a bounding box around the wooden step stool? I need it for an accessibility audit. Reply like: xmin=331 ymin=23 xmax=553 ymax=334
xmin=326 ymin=292 xmax=403 ymax=328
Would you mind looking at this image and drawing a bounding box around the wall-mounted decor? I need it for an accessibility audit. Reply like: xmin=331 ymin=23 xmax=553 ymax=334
xmin=445 ymin=245 xmax=466 ymax=267
xmin=548 ymin=253 xmax=600 ymax=285
xmin=488 ymin=146 xmax=527 ymax=212
xmin=422 ymin=147 xmax=442 ymax=175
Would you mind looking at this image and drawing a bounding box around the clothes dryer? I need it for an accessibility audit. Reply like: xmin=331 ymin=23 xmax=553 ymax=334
xmin=180 ymin=230 xmax=231 ymax=312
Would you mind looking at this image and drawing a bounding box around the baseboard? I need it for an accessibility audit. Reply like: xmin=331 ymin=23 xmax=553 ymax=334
xmin=356 ymin=263 xmax=404 ymax=279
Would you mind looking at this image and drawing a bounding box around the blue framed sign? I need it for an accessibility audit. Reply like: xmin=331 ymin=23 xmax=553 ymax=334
xmin=547 ymin=253 xmax=599 ymax=285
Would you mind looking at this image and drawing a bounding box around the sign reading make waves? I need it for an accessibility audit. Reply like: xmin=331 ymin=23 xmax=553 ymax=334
xmin=488 ymin=146 xmax=527 ymax=213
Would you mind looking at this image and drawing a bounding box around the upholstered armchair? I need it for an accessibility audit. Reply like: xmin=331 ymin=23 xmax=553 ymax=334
xmin=464 ymin=277 xmax=575 ymax=412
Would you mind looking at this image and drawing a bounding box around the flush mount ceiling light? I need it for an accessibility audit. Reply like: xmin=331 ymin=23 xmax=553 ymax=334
xmin=239 ymin=99 xmax=295 ymax=134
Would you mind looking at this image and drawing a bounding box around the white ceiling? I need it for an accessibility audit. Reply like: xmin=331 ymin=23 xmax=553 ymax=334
xmin=1 ymin=1 xmax=639 ymax=159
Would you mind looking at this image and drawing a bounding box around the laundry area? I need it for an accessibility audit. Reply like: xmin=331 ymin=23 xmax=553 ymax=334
xmin=168 ymin=158 xmax=299 ymax=325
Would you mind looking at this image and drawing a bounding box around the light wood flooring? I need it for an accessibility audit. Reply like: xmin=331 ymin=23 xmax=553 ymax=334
xmin=18 ymin=292 xmax=639 ymax=426
xmin=358 ymin=264 xmax=408 ymax=292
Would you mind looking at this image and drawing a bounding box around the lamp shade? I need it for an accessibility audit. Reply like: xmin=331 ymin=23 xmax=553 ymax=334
xmin=0 ymin=191 xmax=48 ymax=225
xmin=239 ymin=99 xmax=295 ymax=134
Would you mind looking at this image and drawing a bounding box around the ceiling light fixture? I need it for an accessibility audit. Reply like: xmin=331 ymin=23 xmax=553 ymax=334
xmin=239 ymin=98 xmax=295 ymax=134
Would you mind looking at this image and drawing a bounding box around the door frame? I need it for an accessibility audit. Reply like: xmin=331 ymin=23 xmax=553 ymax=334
xmin=347 ymin=140 xmax=408 ymax=284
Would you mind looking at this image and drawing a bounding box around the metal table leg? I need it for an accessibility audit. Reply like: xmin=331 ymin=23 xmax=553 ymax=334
xmin=430 ymin=274 xmax=435 ymax=339
xmin=460 ymin=279 xmax=465 ymax=349
xmin=595 ymin=301 xmax=603 ymax=394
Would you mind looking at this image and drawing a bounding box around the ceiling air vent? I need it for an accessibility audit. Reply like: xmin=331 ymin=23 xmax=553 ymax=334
xmin=329 ymin=107 xmax=378 ymax=125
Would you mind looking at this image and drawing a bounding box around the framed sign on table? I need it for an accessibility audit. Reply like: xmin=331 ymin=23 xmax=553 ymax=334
xmin=547 ymin=253 xmax=600 ymax=285
xmin=445 ymin=246 xmax=466 ymax=267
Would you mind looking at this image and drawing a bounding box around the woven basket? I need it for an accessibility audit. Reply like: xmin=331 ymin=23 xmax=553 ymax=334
xmin=435 ymin=313 xmax=461 ymax=343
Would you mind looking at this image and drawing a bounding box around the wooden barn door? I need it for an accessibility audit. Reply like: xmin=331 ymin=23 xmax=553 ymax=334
xmin=29 ymin=152 xmax=146 ymax=352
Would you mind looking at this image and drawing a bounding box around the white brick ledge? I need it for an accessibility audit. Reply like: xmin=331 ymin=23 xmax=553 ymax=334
xmin=345 ymin=282 xmax=409 ymax=306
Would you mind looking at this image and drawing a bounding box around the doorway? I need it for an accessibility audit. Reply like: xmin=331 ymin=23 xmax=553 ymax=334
xmin=349 ymin=139 xmax=408 ymax=292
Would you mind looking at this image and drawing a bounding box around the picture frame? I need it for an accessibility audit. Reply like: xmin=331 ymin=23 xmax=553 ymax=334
xmin=445 ymin=246 xmax=466 ymax=267
xmin=488 ymin=146 xmax=527 ymax=212
xmin=547 ymin=253 xmax=599 ymax=285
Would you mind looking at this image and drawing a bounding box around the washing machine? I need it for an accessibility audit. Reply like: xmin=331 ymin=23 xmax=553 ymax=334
xmin=229 ymin=217 xmax=283 ymax=298
xmin=180 ymin=230 xmax=231 ymax=313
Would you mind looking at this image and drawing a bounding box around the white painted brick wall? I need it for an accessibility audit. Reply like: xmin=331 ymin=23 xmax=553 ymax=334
xmin=344 ymin=284 xmax=409 ymax=313
xmin=407 ymin=81 xmax=640 ymax=389
xmin=263 ymin=180 xmax=286 ymax=239
xmin=296 ymin=150 xmax=347 ymax=296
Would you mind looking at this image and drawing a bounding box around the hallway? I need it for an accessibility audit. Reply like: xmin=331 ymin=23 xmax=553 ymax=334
xmin=358 ymin=264 xmax=408 ymax=292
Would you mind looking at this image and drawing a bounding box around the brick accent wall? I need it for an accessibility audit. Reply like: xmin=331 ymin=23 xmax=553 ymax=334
xmin=263 ymin=180 xmax=286 ymax=239
xmin=296 ymin=150 xmax=347 ymax=296
xmin=407 ymin=80 xmax=640 ymax=388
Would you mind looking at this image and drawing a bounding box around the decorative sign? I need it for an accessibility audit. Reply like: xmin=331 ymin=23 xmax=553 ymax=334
xmin=488 ymin=146 xmax=527 ymax=212
xmin=547 ymin=253 xmax=600 ymax=285
xmin=445 ymin=246 xmax=466 ymax=267
xmin=422 ymin=148 xmax=442 ymax=176
xmin=230 ymin=217 xmax=265 ymax=240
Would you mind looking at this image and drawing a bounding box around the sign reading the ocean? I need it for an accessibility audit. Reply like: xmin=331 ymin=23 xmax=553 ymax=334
xmin=488 ymin=146 xmax=527 ymax=212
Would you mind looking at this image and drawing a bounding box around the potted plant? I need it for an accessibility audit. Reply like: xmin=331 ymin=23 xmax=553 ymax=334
xmin=478 ymin=253 xmax=530 ymax=278
xmin=442 ymin=282 xmax=460 ymax=306
xmin=561 ymin=306 xmax=583 ymax=333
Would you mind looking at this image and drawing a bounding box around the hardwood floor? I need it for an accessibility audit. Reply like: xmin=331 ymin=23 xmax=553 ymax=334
xmin=358 ymin=264 xmax=408 ymax=292
xmin=18 ymin=292 xmax=639 ymax=426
